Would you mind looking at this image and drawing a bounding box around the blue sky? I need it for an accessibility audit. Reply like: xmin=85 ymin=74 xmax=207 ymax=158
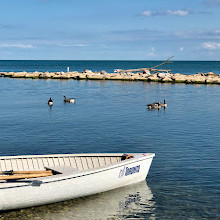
xmin=0 ymin=0 xmax=220 ymax=60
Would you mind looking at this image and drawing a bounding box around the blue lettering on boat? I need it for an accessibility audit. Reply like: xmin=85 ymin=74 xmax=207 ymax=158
xmin=118 ymin=165 xmax=140 ymax=178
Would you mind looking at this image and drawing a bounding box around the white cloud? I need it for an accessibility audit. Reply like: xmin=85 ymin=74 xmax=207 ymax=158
xmin=58 ymin=43 xmax=87 ymax=47
xmin=148 ymin=47 xmax=156 ymax=56
xmin=142 ymin=10 xmax=190 ymax=17
xmin=142 ymin=11 xmax=152 ymax=16
xmin=0 ymin=44 xmax=34 ymax=48
xmin=180 ymin=47 xmax=184 ymax=51
xmin=201 ymin=42 xmax=220 ymax=49
xmin=167 ymin=10 xmax=189 ymax=16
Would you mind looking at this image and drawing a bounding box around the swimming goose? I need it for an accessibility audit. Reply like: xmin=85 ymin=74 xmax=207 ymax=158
xmin=48 ymin=97 xmax=53 ymax=106
xmin=159 ymin=99 xmax=167 ymax=108
xmin=147 ymin=99 xmax=167 ymax=109
xmin=64 ymin=96 xmax=76 ymax=103
xmin=147 ymin=102 xmax=161 ymax=109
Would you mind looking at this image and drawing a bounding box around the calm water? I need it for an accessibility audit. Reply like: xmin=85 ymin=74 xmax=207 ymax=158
xmin=0 ymin=61 xmax=220 ymax=219
xmin=0 ymin=60 xmax=220 ymax=75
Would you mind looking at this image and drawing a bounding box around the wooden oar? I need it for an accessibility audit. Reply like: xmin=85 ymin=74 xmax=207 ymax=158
xmin=0 ymin=170 xmax=53 ymax=180
xmin=0 ymin=170 xmax=52 ymax=175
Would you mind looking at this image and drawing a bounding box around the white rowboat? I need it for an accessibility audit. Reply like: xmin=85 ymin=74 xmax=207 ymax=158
xmin=0 ymin=153 xmax=155 ymax=211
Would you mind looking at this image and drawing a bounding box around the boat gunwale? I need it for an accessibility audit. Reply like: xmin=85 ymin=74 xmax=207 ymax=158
xmin=0 ymin=153 xmax=124 ymax=160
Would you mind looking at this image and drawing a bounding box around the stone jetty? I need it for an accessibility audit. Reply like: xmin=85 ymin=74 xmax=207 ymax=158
xmin=1 ymin=70 xmax=220 ymax=85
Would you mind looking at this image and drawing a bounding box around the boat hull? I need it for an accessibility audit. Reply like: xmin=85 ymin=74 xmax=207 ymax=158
xmin=0 ymin=153 xmax=154 ymax=211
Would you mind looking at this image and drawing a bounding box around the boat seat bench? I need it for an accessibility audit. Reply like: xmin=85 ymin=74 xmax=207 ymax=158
xmin=45 ymin=166 xmax=80 ymax=175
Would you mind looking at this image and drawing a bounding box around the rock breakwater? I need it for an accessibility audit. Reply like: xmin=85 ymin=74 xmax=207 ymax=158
xmin=1 ymin=70 xmax=220 ymax=85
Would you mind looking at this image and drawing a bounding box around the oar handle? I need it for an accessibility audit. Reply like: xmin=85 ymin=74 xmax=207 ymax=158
xmin=0 ymin=170 xmax=14 ymax=175
xmin=0 ymin=170 xmax=52 ymax=175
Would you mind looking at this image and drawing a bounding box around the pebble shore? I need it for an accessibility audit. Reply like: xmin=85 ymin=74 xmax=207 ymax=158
xmin=1 ymin=70 xmax=220 ymax=84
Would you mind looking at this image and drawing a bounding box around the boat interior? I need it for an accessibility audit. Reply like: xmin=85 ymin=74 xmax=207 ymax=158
xmin=0 ymin=153 xmax=123 ymax=175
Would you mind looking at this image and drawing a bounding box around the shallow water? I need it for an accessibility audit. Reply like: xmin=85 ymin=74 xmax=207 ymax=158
xmin=0 ymin=181 xmax=154 ymax=220
xmin=0 ymin=62 xmax=220 ymax=219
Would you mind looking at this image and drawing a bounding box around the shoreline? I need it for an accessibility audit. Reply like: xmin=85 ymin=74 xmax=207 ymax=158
xmin=1 ymin=70 xmax=220 ymax=85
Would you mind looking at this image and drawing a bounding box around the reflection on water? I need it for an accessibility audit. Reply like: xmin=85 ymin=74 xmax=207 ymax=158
xmin=147 ymin=107 xmax=166 ymax=115
xmin=0 ymin=181 xmax=154 ymax=220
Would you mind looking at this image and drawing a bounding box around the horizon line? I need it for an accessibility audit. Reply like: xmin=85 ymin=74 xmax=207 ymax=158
xmin=0 ymin=59 xmax=219 ymax=62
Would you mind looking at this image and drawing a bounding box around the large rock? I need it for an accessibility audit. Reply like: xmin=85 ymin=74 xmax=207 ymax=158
xmin=0 ymin=72 xmax=6 ymax=77
xmin=192 ymin=75 xmax=206 ymax=83
xmin=3 ymin=72 xmax=14 ymax=77
xmin=38 ymin=72 xmax=53 ymax=79
xmin=205 ymin=78 xmax=215 ymax=84
xmin=147 ymin=74 xmax=160 ymax=82
xmin=172 ymin=74 xmax=188 ymax=83
xmin=69 ymin=71 xmax=79 ymax=79
xmin=194 ymin=72 xmax=205 ymax=76
xmin=25 ymin=72 xmax=40 ymax=79
xmin=100 ymin=70 xmax=108 ymax=75
xmin=83 ymin=69 xmax=93 ymax=74
xmin=205 ymin=77 xmax=220 ymax=84
xmin=89 ymin=74 xmax=105 ymax=80
xmin=205 ymin=72 xmax=217 ymax=76
xmin=51 ymin=75 xmax=62 ymax=79
xmin=157 ymin=72 xmax=171 ymax=78
xmin=12 ymin=72 xmax=27 ymax=78
xmin=213 ymin=78 xmax=220 ymax=84
xmin=109 ymin=74 xmax=126 ymax=80
xmin=161 ymin=76 xmax=173 ymax=83
xmin=103 ymin=73 xmax=114 ymax=79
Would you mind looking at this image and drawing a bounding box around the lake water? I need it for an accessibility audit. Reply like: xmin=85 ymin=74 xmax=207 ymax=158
xmin=0 ymin=60 xmax=220 ymax=75
xmin=0 ymin=61 xmax=219 ymax=219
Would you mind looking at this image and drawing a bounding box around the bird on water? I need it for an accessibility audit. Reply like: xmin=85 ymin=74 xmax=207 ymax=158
xmin=147 ymin=99 xmax=167 ymax=109
xmin=48 ymin=97 xmax=53 ymax=106
xmin=64 ymin=96 xmax=76 ymax=103
xmin=147 ymin=102 xmax=161 ymax=109
xmin=159 ymin=99 xmax=167 ymax=108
